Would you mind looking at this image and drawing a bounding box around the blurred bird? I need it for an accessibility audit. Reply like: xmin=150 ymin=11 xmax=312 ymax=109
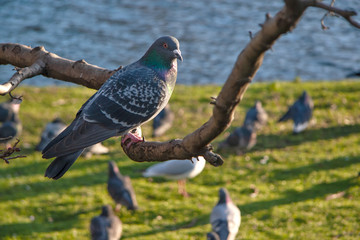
xmin=152 ymin=104 xmax=174 ymax=137
xmin=35 ymin=118 xmax=109 ymax=157
xmin=0 ymin=98 xmax=22 ymax=147
xmin=35 ymin=118 xmax=66 ymax=151
xmin=0 ymin=97 xmax=21 ymax=123
xmin=142 ymin=156 xmax=206 ymax=197
xmin=217 ymin=126 xmax=256 ymax=155
xmin=243 ymin=100 xmax=268 ymax=132
xmin=278 ymin=91 xmax=314 ymax=133
xmin=108 ymin=161 xmax=138 ymax=211
xmin=208 ymin=188 xmax=241 ymax=240
xmin=90 ymin=205 xmax=122 ymax=240
xmin=42 ymin=36 xmax=182 ymax=179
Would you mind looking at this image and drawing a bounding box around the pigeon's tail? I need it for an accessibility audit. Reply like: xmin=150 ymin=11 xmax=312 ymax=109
xmin=45 ymin=150 xmax=83 ymax=179
xmin=278 ymin=110 xmax=291 ymax=122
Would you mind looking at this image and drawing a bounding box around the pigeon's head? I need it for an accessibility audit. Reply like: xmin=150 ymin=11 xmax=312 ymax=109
xmin=254 ymin=100 xmax=262 ymax=109
xmin=218 ymin=188 xmax=232 ymax=204
xmin=143 ymin=36 xmax=183 ymax=69
xmin=101 ymin=205 xmax=114 ymax=217
xmin=108 ymin=161 xmax=121 ymax=178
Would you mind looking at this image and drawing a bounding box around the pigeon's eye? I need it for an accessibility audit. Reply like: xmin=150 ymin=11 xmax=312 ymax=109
xmin=162 ymin=43 xmax=168 ymax=49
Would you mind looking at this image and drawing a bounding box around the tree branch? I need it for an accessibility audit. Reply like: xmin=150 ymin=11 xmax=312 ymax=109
xmin=303 ymin=0 xmax=360 ymax=29
xmin=0 ymin=0 xmax=359 ymax=165
xmin=0 ymin=44 xmax=115 ymax=94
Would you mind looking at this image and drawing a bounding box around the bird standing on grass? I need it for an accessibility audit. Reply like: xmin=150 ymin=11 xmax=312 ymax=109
xmin=108 ymin=161 xmax=138 ymax=211
xmin=0 ymin=98 xmax=22 ymax=147
xmin=278 ymin=91 xmax=314 ymax=133
xmin=208 ymin=188 xmax=241 ymax=240
xmin=90 ymin=205 xmax=122 ymax=240
xmin=243 ymin=100 xmax=268 ymax=131
xmin=142 ymin=156 xmax=206 ymax=197
xmin=42 ymin=36 xmax=182 ymax=179
xmin=217 ymin=126 xmax=257 ymax=155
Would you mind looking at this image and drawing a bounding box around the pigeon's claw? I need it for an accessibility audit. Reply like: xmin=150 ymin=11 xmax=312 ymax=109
xmin=121 ymin=131 xmax=144 ymax=149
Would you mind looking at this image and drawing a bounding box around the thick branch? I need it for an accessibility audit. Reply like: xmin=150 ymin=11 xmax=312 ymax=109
xmin=0 ymin=44 xmax=115 ymax=94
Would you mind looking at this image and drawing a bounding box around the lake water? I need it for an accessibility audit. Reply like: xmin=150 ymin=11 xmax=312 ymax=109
xmin=1 ymin=0 xmax=359 ymax=86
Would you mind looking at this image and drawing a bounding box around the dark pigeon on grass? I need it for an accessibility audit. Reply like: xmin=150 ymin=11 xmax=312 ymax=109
xmin=0 ymin=98 xmax=22 ymax=147
xmin=278 ymin=91 xmax=314 ymax=133
xmin=90 ymin=205 xmax=122 ymax=240
xmin=0 ymin=98 xmax=21 ymax=123
xmin=217 ymin=126 xmax=256 ymax=155
xmin=108 ymin=161 xmax=138 ymax=211
xmin=243 ymin=100 xmax=268 ymax=132
xmin=208 ymin=188 xmax=241 ymax=240
xmin=42 ymin=36 xmax=182 ymax=179
xmin=152 ymin=104 xmax=174 ymax=137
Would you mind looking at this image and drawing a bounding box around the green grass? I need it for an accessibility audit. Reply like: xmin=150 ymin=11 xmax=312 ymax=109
xmin=0 ymin=80 xmax=359 ymax=239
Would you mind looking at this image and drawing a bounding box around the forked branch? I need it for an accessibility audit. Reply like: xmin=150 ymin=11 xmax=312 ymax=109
xmin=0 ymin=0 xmax=359 ymax=165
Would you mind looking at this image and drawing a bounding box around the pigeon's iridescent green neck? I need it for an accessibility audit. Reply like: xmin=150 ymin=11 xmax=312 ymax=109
xmin=142 ymin=50 xmax=172 ymax=71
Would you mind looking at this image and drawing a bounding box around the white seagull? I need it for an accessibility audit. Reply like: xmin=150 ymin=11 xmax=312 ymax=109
xmin=143 ymin=156 xmax=206 ymax=197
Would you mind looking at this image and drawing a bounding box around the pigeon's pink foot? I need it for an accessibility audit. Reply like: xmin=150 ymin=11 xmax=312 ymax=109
xmin=121 ymin=127 xmax=144 ymax=149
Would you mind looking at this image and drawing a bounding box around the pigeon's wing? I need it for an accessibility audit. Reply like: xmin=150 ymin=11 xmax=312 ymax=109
xmin=83 ymin=66 xmax=167 ymax=131
xmin=90 ymin=216 xmax=108 ymax=240
xmin=0 ymin=104 xmax=10 ymax=122
xmin=0 ymin=122 xmax=17 ymax=139
xmin=278 ymin=106 xmax=293 ymax=122
xmin=244 ymin=107 xmax=257 ymax=126
xmin=108 ymin=178 xmax=134 ymax=208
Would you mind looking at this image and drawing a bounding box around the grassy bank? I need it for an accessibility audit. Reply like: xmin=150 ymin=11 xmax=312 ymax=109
xmin=0 ymin=80 xmax=359 ymax=239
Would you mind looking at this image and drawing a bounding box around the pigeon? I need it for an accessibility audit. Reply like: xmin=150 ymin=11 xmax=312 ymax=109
xmin=90 ymin=205 xmax=122 ymax=240
xmin=217 ymin=126 xmax=256 ymax=155
xmin=42 ymin=36 xmax=182 ymax=179
xmin=0 ymin=98 xmax=22 ymax=147
xmin=278 ymin=91 xmax=314 ymax=133
xmin=152 ymin=104 xmax=174 ymax=137
xmin=208 ymin=188 xmax=241 ymax=240
xmin=142 ymin=156 xmax=206 ymax=197
xmin=108 ymin=161 xmax=138 ymax=211
xmin=36 ymin=118 xmax=109 ymax=157
xmin=243 ymin=100 xmax=268 ymax=132
xmin=0 ymin=98 xmax=21 ymax=123
xmin=35 ymin=118 xmax=67 ymax=151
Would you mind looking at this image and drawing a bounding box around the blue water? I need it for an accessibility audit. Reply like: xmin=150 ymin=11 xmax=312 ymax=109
xmin=1 ymin=0 xmax=359 ymax=86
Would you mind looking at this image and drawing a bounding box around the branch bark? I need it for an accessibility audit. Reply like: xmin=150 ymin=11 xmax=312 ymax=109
xmin=0 ymin=0 xmax=359 ymax=165
xmin=0 ymin=45 xmax=115 ymax=94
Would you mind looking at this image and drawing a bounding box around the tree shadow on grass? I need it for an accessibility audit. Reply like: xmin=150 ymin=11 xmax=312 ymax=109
xmin=0 ymin=207 xmax=85 ymax=238
xmin=0 ymin=167 xmax=108 ymax=202
xmin=123 ymin=214 xmax=209 ymax=239
xmin=254 ymin=124 xmax=360 ymax=151
xmin=269 ymin=155 xmax=360 ymax=181
xmin=240 ymin=177 xmax=358 ymax=216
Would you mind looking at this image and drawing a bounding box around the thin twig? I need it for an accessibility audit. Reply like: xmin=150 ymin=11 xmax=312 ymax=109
xmin=0 ymin=139 xmax=27 ymax=164
xmin=304 ymin=0 xmax=360 ymax=29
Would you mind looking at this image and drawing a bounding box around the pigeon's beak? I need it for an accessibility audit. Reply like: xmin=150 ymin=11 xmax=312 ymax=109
xmin=173 ymin=49 xmax=183 ymax=61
